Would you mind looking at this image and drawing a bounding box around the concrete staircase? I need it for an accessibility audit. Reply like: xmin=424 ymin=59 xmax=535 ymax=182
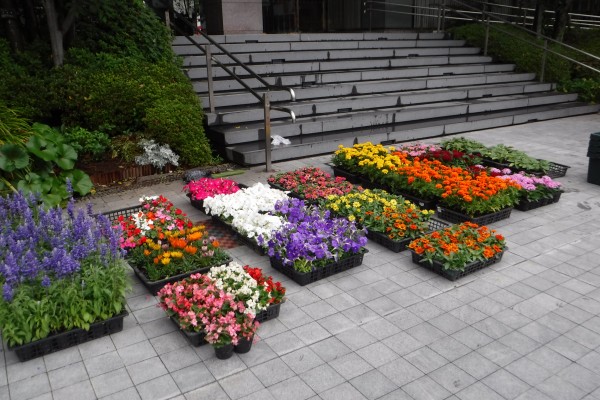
xmin=174 ymin=32 xmax=600 ymax=165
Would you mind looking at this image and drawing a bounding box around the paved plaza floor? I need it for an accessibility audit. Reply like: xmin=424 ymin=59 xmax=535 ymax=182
xmin=2 ymin=113 xmax=600 ymax=400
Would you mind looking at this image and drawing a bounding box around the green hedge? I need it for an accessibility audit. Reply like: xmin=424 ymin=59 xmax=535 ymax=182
xmin=451 ymin=24 xmax=600 ymax=103
xmin=0 ymin=0 xmax=215 ymax=167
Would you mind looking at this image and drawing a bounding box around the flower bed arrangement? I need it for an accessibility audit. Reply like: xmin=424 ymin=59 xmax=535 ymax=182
xmin=441 ymin=137 xmax=569 ymax=178
xmin=243 ymin=266 xmax=286 ymax=322
xmin=115 ymin=195 xmax=193 ymax=250
xmin=115 ymin=195 xmax=230 ymax=294
xmin=267 ymin=167 xmax=358 ymax=201
xmin=493 ymin=169 xmax=563 ymax=211
xmin=260 ymin=198 xmax=368 ymax=285
xmin=322 ymin=189 xmax=445 ymax=252
xmin=203 ymin=183 xmax=289 ymax=254
xmin=158 ymin=273 xmax=258 ymax=358
xmin=332 ymin=143 xmax=521 ymax=222
xmin=0 ymin=192 xmax=128 ymax=361
xmin=183 ymin=178 xmax=240 ymax=210
xmin=408 ymin=222 xmax=506 ymax=280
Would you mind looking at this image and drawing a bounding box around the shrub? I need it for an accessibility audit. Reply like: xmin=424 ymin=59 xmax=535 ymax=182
xmin=450 ymin=24 xmax=571 ymax=84
xmin=62 ymin=126 xmax=111 ymax=160
xmin=144 ymin=99 xmax=213 ymax=167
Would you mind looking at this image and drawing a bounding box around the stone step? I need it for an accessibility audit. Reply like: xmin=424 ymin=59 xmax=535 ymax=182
xmin=185 ymin=55 xmax=495 ymax=80
xmin=171 ymin=32 xmax=446 ymax=46
xmin=211 ymin=92 xmax=579 ymax=145
xmin=191 ymin=63 xmax=517 ymax=93
xmin=206 ymin=81 xmax=559 ymax=125
xmin=223 ymin=102 xmax=600 ymax=165
xmin=182 ymin=44 xmax=476 ymax=67
xmin=176 ymin=40 xmax=469 ymax=58
xmin=201 ymin=73 xmax=540 ymax=108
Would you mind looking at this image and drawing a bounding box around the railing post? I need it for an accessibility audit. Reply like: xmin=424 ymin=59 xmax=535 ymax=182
xmin=484 ymin=16 xmax=490 ymax=56
xmin=205 ymin=45 xmax=216 ymax=114
xmin=436 ymin=1 xmax=442 ymax=32
xmin=263 ymin=92 xmax=272 ymax=172
xmin=441 ymin=0 xmax=447 ymax=32
xmin=540 ymin=39 xmax=548 ymax=82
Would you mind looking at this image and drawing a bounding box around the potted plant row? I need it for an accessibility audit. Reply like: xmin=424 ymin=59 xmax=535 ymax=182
xmin=408 ymin=221 xmax=506 ymax=281
xmin=259 ymin=198 xmax=368 ymax=286
xmin=202 ymin=183 xmax=290 ymax=255
xmin=0 ymin=192 xmax=128 ymax=361
xmin=331 ymin=143 xmax=521 ymax=225
xmin=115 ymin=195 xmax=231 ymax=295
xmin=158 ymin=262 xmax=286 ymax=359
xmin=441 ymin=137 xmax=570 ymax=178
xmin=323 ymin=189 xmax=448 ymax=252
xmin=490 ymin=168 xmax=563 ymax=211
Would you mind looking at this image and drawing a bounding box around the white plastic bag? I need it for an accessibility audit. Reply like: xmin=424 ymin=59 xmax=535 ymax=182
xmin=271 ymin=135 xmax=291 ymax=146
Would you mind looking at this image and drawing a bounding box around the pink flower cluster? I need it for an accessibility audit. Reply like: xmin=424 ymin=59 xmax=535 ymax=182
xmin=497 ymin=171 xmax=562 ymax=191
xmin=158 ymin=274 xmax=258 ymax=346
xmin=183 ymin=178 xmax=240 ymax=201
xmin=268 ymin=167 xmax=360 ymax=199
xmin=396 ymin=143 xmax=442 ymax=157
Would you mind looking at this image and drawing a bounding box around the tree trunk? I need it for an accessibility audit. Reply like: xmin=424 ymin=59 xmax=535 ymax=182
xmin=533 ymin=0 xmax=545 ymax=38
xmin=43 ymin=0 xmax=65 ymax=66
xmin=0 ymin=0 xmax=25 ymax=52
xmin=553 ymin=0 xmax=574 ymax=42
xmin=23 ymin=0 xmax=40 ymax=41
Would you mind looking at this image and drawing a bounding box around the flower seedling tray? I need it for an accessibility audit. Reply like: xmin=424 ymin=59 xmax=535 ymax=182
xmin=210 ymin=215 xmax=266 ymax=256
xmin=129 ymin=255 xmax=232 ymax=296
xmin=101 ymin=205 xmax=143 ymax=224
xmin=186 ymin=193 xmax=205 ymax=211
xmin=514 ymin=191 xmax=562 ymax=212
xmin=395 ymin=190 xmax=438 ymax=210
xmin=481 ymin=158 xmax=569 ymax=179
xmin=367 ymin=218 xmax=450 ymax=253
xmin=410 ymin=250 xmax=504 ymax=281
xmin=269 ymin=250 xmax=367 ymax=286
xmin=436 ymin=206 xmax=512 ymax=225
xmin=255 ymin=302 xmax=282 ymax=323
xmin=10 ymin=311 xmax=128 ymax=362
xmin=169 ymin=316 xmax=208 ymax=347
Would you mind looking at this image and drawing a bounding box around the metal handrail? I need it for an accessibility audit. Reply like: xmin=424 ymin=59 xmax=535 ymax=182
xmin=171 ymin=13 xmax=296 ymax=170
xmin=364 ymin=0 xmax=600 ymax=80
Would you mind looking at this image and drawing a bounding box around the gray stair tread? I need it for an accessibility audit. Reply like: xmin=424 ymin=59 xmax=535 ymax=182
xmin=207 ymin=90 xmax=575 ymax=125
xmin=225 ymin=102 xmax=600 ymax=164
xmin=202 ymin=75 xmax=544 ymax=108
xmin=172 ymin=32 xmax=444 ymax=46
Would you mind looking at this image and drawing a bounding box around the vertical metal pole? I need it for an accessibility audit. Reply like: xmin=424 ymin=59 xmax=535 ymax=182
xmin=205 ymin=45 xmax=216 ymax=114
xmin=436 ymin=1 xmax=442 ymax=32
xmin=540 ymin=39 xmax=548 ymax=82
xmin=295 ymin=0 xmax=300 ymax=32
xmin=263 ymin=93 xmax=272 ymax=172
xmin=441 ymin=0 xmax=447 ymax=31
xmin=522 ymin=9 xmax=527 ymax=27
xmin=484 ymin=16 xmax=490 ymax=56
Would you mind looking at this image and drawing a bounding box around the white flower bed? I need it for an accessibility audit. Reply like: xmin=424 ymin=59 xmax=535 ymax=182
xmin=207 ymin=262 xmax=270 ymax=315
xmin=203 ymin=183 xmax=288 ymax=244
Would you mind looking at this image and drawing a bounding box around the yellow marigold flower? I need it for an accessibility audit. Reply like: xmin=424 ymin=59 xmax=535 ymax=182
xmin=348 ymin=215 xmax=356 ymax=221
xmin=161 ymin=258 xmax=171 ymax=265
xmin=171 ymin=251 xmax=183 ymax=258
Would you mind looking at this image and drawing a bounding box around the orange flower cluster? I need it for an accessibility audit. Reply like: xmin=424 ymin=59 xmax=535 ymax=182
xmin=408 ymin=222 xmax=505 ymax=271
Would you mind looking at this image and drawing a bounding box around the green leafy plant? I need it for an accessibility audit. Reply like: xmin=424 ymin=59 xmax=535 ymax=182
xmin=0 ymin=121 xmax=93 ymax=206
xmin=440 ymin=137 xmax=488 ymax=154
xmin=483 ymin=144 xmax=550 ymax=173
xmin=63 ymin=126 xmax=111 ymax=160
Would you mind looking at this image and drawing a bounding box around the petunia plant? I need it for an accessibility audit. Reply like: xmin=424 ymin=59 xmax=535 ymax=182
xmin=260 ymin=198 xmax=368 ymax=273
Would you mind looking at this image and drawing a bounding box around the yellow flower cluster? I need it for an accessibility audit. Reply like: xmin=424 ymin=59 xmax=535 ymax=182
xmin=334 ymin=143 xmax=406 ymax=174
